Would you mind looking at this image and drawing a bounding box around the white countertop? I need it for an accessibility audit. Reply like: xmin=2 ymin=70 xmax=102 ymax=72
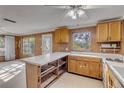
xmin=106 ymin=61 xmax=124 ymax=87
xmin=20 ymin=52 xmax=69 ymax=66
xmin=20 ymin=51 xmax=124 ymax=87
xmin=20 ymin=51 xmax=123 ymax=65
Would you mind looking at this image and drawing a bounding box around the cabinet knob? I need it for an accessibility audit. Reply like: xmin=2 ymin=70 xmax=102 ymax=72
xmin=80 ymin=65 xmax=82 ymax=68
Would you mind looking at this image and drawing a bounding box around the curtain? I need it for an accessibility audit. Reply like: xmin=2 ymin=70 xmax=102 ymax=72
xmin=5 ymin=36 xmax=15 ymax=61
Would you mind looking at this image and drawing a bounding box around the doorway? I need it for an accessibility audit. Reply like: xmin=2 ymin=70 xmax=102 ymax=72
xmin=42 ymin=34 xmax=52 ymax=55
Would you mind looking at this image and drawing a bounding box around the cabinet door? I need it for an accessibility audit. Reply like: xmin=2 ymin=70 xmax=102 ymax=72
xmin=97 ymin=23 xmax=109 ymax=42
xmin=108 ymin=69 xmax=122 ymax=88
xmin=77 ymin=60 xmax=89 ymax=76
xmin=109 ymin=21 xmax=121 ymax=41
xmin=54 ymin=29 xmax=61 ymax=43
xmin=60 ymin=28 xmax=69 ymax=43
xmin=68 ymin=59 xmax=77 ymax=73
xmin=89 ymin=62 xmax=101 ymax=79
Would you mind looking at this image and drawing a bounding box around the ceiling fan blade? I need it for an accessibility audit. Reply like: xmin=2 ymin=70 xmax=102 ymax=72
xmin=45 ymin=5 xmax=113 ymax=10
xmin=81 ymin=5 xmax=113 ymax=9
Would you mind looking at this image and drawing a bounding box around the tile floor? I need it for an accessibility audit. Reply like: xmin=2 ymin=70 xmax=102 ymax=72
xmin=0 ymin=60 xmax=26 ymax=88
xmin=0 ymin=61 xmax=104 ymax=88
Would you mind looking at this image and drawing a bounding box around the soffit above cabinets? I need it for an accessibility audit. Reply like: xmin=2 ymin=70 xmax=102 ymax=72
xmin=0 ymin=5 xmax=124 ymax=35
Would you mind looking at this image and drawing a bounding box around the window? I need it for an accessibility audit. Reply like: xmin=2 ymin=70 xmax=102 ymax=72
xmin=0 ymin=36 xmax=5 ymax=56
xmin=22 ymin=36 xmax=35 ymax=56
xmin=72 ymin=32 xmax=91 ymax=51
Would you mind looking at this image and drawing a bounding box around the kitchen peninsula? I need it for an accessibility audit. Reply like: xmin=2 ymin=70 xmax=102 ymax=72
xmin=21 ymin=52 xmax=69 ymax=88
xmin=21 ymin=52 xmax=124 ymax=88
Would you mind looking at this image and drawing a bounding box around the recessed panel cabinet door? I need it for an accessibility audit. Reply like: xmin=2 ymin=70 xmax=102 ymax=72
xmin=54 ymin=28 xmax=69 ymax=43
xmin=60 ymin=28 xmax=69 ymax=43
xmin=89 ymin=62 xmax=100 ymax=79
xmin=109 ymin=21 xmax=121 ymax=42
xmin=97 ymin=23 xmax=108 ymax=42
xmin=76 ymin=60 xmax=90 ymax=76
xmin=68 ymin=59 xmax=77 ymax=73
xmin=54 ymin=29 xmax=61 ymax=43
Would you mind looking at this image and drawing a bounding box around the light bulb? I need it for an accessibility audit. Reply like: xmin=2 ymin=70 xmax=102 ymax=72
xmin=67 ymin=10 xmax=74 ymax=17
xmin=77 ymin=10 xmax=85 ymax=17
xmin=72 ymin=15 xmax=77 ymax=19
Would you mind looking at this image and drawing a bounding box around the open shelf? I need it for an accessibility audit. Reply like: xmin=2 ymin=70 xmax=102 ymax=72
xmin=58 ymin=61 xmax=66 ymax=67
xmin=41 ymin=65 xmax=56 ymax=75
xmin=58 ymin=69 xmax=65 ymax=75
xmin=41 ymin=75 xmax=57 ymax=88
xmin=41 ymin=66 xmax=57 ymax=78
xmin=40 ymin=56 xmax=67 ymax=88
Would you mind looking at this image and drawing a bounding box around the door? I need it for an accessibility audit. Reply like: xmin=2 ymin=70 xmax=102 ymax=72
xmin=68 ymin=59 xmax=77 ymax=73
xmin=109 ymin=21 xmax=121 ymax=41
xmin=5 ymin=36 xmax=15 ymax=61
xmin=42 ymin=34 xmax=52 ymax=55
xmin=97 ymin=23 xmax=108 ymax=42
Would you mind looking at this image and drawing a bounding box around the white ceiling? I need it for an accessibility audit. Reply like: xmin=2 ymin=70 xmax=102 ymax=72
xmin=0 ymin=5 xmax=124 ymax=36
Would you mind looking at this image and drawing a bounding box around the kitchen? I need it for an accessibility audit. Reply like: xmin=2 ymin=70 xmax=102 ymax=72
xmin=0 ymin=5 xmax=124 ymax=88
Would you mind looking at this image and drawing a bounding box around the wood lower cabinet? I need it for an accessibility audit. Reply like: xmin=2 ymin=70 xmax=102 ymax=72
xmin=68 ymin=56 xmax=102 ymax=79
xmin=89 ymin=61 xmax=102 ymax=79
xmin=68 ymin=59 xmax=77 ymax=73
xmin=107 ymin=67 xmax=122 ymax=88
xmin=76 ymin=60 xmax=90 ymax=76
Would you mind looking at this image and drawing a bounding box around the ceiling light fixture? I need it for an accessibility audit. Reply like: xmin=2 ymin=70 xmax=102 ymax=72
xmin=66 ymin=5 xmax=85 ymax=19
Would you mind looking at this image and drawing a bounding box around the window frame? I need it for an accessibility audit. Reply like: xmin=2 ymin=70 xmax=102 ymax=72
xmin=71 ymin=31 xmax=92 ymax=52
xmin=22 ymin=35 xmax=35 ymax=56
xmin=0 ymin=35 xmax=5 ymax=56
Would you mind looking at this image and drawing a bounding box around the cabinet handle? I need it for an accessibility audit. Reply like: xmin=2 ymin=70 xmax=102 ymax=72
xmin=80 ymin=65 xmax=82 ymax=68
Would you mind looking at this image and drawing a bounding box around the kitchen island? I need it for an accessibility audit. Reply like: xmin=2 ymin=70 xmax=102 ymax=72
xmin=21 ymin=52 xmax=69 ymax=88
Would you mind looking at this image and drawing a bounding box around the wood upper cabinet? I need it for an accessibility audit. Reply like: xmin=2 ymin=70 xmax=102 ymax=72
xmin=54 ymin=28 xmax=69 ymax=43
xmin=108 ymin=21 xmax=121 ymax=42
xmin=54 ymin=29 xmax=61 ymax=43
xmin=97 ymin=20 xmax=122 ymax=42
xmin=97 ymin=23 xmax=108 ymax=42
xmin=68 ymin=56 xmax=102 ymax=79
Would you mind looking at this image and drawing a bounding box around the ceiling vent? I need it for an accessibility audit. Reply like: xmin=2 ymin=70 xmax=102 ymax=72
xmin=3 ymin=18 xmax=16 ymax=23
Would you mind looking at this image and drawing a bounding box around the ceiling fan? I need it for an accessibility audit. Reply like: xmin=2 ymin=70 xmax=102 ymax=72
xmin=51 ymin=5 xmax=111 ymax=20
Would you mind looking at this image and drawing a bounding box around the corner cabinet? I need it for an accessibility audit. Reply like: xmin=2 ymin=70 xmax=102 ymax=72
xmin=97 ymin=20 xmax=122 ymax=42
xmin=54 ymin=28 xmax=69 ymax=43
xmin=68 ymin=56 xmax=102 ymax=79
